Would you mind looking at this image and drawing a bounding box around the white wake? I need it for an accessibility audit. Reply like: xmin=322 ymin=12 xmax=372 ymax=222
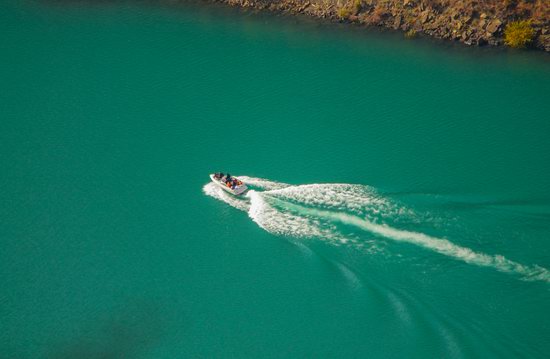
xmin=203 ymin=176 xmax=550 ymax=283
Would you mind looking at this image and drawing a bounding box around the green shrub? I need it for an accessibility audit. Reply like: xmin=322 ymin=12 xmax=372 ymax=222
xmin=337 ymin=7 xmax=352 ymax=19
xmin=504 ymin=20 xmax=534 ymax=48
xmin=353 ymin=0 xmax=362 ymax=13
xmin=338 ymin=0 xmax=361 ymax=19
xmin=405 ymin=29 xmax=417 ymax=39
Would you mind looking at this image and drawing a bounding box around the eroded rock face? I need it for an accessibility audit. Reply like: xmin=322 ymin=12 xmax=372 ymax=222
xmin=420 ymin=10 xmax=431 ymax=24
xmin=393 ymin=15 xmax=402 ymax=30
xmin=486 ymin=19 xmax=502 ymax=34
xmin=208 ymin=0 xmax=550 ymax=52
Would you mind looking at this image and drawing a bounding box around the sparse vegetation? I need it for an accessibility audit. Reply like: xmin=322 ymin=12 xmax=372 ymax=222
xmin=370 ymin=6 xmax=386 ymax=23
xmin=504 ymin=20 xmax=534 ymax=48
xmin=337 ymin=0 xmax=361 ymax=19
xmin=405 ymin=29 xmax=417 ymax=39
xmin=353 ymin=0 xmax=362 ymax=13
xmin=504 ymin=0 xmax=517 ymax=7
xmin=337 ymin=6 xmax=352 ymax=19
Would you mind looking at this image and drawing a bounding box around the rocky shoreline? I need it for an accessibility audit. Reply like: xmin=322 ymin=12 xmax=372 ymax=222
xmin=203 ymin=0 xmax=549 ymax=52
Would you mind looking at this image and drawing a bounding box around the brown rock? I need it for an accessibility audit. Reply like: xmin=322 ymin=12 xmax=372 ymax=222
xmin=393 ymin=15 xmax=402 ymax=30
xmin=420 ymin=10 xmax=431 ymax=24
xmin=298 ymin=2 xmax=310 ymax=12
xmin=486 ymin=19 xmax=502 ymax=34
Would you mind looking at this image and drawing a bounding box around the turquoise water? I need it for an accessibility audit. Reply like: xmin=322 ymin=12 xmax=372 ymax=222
xmin=2 ymin=1 xmax=550 ymax=357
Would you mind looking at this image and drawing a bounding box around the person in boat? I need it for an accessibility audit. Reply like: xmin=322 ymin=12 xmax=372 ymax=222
xmin=214 ymin=172 xmax=223 ymax=180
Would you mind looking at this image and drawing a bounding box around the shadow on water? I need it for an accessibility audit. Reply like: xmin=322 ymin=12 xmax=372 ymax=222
xmin=46 ymin=302 xmax=167 ymax=359
xmin=35 ymin=0 xmax=550 ymax=66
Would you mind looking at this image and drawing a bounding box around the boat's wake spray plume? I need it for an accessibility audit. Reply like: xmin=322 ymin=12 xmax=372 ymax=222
xmin=203 ymin=176 xmax=550 ymax=283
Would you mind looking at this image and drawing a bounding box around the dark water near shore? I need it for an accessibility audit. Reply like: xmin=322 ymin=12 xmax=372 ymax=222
xmin=1 ymin=1 xmax=550 ymax=358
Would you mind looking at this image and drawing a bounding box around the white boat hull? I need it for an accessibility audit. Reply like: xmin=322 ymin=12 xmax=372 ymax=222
xmin=209 ymin=174 xmax=248 ymax=196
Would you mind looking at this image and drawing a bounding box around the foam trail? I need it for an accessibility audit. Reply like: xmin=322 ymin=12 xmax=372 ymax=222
xmin=287 ymin=205 xmax=550 ymax=282
xmin=204 ymin=177 xmax=550 ymax=283
xmin=265 ymin=183 xmax=419 ymax=225
xmin=237 ymin=176 xmax=290 ymax=191
xmin=202 ymin=182 xmax=249 ymax=211
xmin=248 ymin=190 xmax=349 ymax=243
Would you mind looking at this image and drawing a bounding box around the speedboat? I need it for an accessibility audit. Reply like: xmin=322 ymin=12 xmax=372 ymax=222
xmin=209 ymin=173 xmax=248 ymax=196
